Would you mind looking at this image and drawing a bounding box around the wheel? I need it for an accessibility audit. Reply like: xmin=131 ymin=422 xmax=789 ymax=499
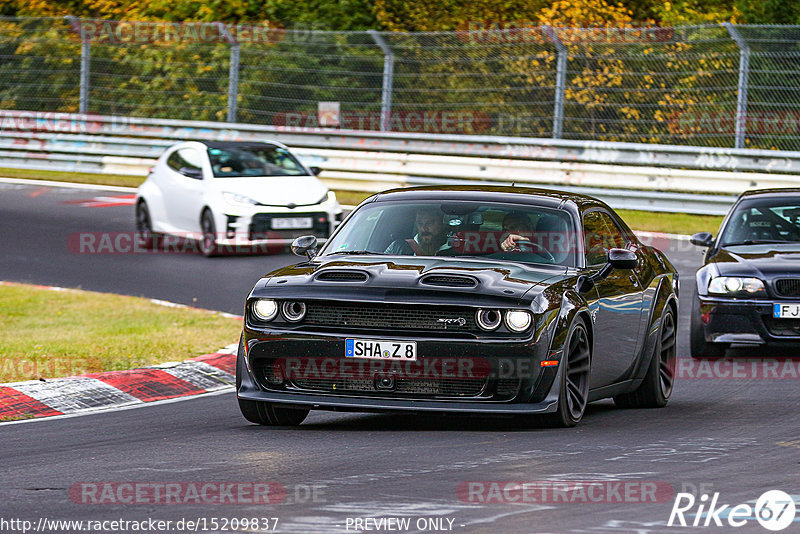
xmin=135 ymin=200 xmax=158 ymax=249
xmin=537 ymin=317 xmax=591 ymax=428
xmin=690 ymin=287 xmax=727 ymax=358
xmin=200 ymin=209 xmax=218 ymax=257
xmin=514 ymin=238 xmax=556 ymax=263
xmin=614 ymin=306 xmax=676 ymax=408
xmin=235 ymin=335 xmax=309 ymax=426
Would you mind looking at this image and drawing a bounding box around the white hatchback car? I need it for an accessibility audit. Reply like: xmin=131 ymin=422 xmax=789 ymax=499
xmin=135 ymin=140 xmax=342 ymax=256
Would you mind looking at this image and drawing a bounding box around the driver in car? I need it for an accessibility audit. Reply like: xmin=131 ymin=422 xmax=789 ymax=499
xmin=385 ymin=207 xmax=451 ymax=256
xmin=501 ymin=212 xmax=534 ymax=252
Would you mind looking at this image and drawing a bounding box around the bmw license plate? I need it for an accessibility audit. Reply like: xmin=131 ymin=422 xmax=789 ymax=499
xmin=774 ymin=304 xmax=800 ymax=318
xmin=271 ymin=217 xmax=313 ymax=230
xmin=345 ymin=339 xmax=417 ymax=361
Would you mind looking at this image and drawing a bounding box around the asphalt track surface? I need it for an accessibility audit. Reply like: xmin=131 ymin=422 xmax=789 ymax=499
xmin=1 ymin=181 xmax=799 ymax=533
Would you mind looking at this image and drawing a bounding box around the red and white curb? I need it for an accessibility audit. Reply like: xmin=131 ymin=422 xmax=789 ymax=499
xmin=0 ymin=281 xmax=241 ymax=422
xmin=0 ymin=344 xmax=238 ymax=422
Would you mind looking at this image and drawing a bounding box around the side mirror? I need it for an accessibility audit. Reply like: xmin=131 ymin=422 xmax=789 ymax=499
xmin=179 ymin=167 xmax=203 ymax=179
xmin=690 ymin=232 xmax=714 ymax=247
xmin=291 ymin=235 xmax=318 ymax=260
xmin=608 ymin=248 xmax=637 ymax=270
xmin=309 ymin=166 xmax=322 ymax=176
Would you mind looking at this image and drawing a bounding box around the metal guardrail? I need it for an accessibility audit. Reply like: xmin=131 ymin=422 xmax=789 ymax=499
xmin=4 ymin=110 xmax=798 ymax=214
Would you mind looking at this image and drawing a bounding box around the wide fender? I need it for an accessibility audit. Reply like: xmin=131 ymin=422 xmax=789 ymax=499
xmin=630 ymin=273 xmax=679 ymax=381
xmin=532 ymin=289 xmax=592 ymax=408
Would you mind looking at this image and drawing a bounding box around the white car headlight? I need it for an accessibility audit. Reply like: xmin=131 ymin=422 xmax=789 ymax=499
xmin=708 ymin=277 xmax=765 ymax=296
xmin=223 ymin=192 xmax=259 ymax=206
xmin=316 ymin=191 xmax=335 ymax=205
xmin=252 ymin=299 xmax=278 ymax=321
xmin=505 ymin=310 xmax=532 ymax=332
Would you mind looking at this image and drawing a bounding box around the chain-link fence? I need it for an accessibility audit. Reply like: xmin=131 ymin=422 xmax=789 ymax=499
xmin=1 ymin=17 xmax=799 ymax=150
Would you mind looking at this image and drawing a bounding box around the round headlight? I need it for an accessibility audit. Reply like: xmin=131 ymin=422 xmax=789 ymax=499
xmin=724 ymin=277 xmax=743 ymax=292
xmin=281 ymin=301 xmax=306 ymax=322
xmin=476 ymin=309 xmax=502 ymax=331
xmin=505 ymin=310 xmax=532 ymax=332
xmin=253 ymin=299 xmax=278 ymax=321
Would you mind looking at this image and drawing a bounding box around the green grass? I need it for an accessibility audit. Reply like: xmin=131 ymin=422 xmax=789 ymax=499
xmin=616 ymin=209 xmax=723 ymax=235
xmin=0 ymin=167 xmax=146 ymax=188
xmin=0 ymin=283 xmax=242 ymax=383
xmin=0 ymin=167 xmax=724 ymax=235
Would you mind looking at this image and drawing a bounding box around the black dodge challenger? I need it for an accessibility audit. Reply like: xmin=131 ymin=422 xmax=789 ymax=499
xmin=236 ymin=186 xmax=679 ymax=427
xmin=690 ymin=188 xmax=800 ymax=357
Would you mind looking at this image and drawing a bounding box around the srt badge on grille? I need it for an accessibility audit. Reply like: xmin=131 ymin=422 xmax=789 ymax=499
xmin=438 ymin=317 xmax=467 ymax=327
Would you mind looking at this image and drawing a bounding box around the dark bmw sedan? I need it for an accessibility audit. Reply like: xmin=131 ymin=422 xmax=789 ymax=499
xmin=690 ymin=188 xmax=800 ymax=357
xmin=236 ymin=186 xmax=679 ymax=427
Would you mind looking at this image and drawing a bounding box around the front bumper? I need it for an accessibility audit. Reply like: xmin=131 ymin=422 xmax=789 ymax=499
xmin=697 ymin=296 xmax=800 ymax=345
xmin=237 ymin=331 xmax=562 ymax=415
xmin=217 ymin=202 xmax=343 ymax=244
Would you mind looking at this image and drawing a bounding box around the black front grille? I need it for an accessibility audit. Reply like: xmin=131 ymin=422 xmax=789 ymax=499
xmin=304 ymin=302 xmax=477 ymax=332
xmin=496 ymin=378 xmax=521 ymax=397
xmin=249 ymin=212 xmax=329 ymax=240
xmin=421 ymin=275 xmax=478 ymax=288
xmin=763 ymin=316 xmax=800 ymax=336
xmin=775 ymin=279 xmax=800 ymax=297
xmin=292 ymin=377 xmax=486 ymax=397
xmin=316 ymin=271 xmax=368 ymax=282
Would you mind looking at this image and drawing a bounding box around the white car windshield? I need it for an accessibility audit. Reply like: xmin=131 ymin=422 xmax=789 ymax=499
xmin=208 ymin=145 xmax=307 ymax=177
xmin=322 ymin=200 xmax=578 ymax=267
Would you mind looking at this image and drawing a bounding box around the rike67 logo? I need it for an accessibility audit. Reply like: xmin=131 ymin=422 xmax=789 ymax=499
xmin=668 ymin=490 xmax=796 ymax=531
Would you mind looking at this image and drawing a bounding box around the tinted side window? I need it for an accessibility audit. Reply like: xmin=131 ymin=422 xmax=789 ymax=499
xmin=166 ymin=148 xmax=202 ymax=178
xmin=584 ymin=210 xmax=626 ymax=265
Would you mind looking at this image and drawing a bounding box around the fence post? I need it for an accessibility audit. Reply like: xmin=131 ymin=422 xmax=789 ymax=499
xmin=67 ymin=16 xmax=91 ymax=114
xmin=217 ymin=23 xmax=239 ymax=123
xmin=543 ymin=26 xmax=567 ymax=139
xmin=79 ymin=40 xmax=90 ymax=114
xmin=723 ymin=23 xmax=750 ymax=149
xmin=368 ymin=30 xmax=394 ymax=132
xmin=227 ymin=43 xmax=240 ymax=123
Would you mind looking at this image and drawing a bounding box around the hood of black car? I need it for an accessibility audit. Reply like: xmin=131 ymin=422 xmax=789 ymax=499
xmin=712 ymin=244 xmax=800 ymax=278
xmin=252 ymin=256 xmax=570 ymax=306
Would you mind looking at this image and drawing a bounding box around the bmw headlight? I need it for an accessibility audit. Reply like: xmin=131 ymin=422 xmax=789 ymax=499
xmin=223 ymin=192 xmax=259 ymax=206
xmin=505 ymin=310 xmax=532 ymax=332
xmin=707 ymin=277 xmax=765 ymax=296
xmin=252 ymin=299 xmax=278 ymax=321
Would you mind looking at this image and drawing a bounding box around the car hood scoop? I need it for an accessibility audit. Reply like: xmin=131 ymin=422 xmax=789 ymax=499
xmin=257 ymin=257 xmax=569 ymax=303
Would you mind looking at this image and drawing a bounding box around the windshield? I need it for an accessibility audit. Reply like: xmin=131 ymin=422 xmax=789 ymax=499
xmin=322 ymin=200 xmax=577 ymax=267
xmin=720 ymin=198 xmax=800 ymax=246
xmin=207 ymin=145 xmax=307 ymax=177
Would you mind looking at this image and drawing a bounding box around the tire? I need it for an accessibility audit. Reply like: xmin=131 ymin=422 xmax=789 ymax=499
xmin=235 ymin=335 xmax=310 ymax=426
xmin=135 ymin=200 xmax=158 ymax=249
xmin=536 ymin=317 xmax=591 ymax=428
xmin=200 ymin=209 xmax=218 ymax=257
xmin=690 ymin=287 xmax=727 ymax=358
xmin=614 ymin=306 xmax=676 ymax=408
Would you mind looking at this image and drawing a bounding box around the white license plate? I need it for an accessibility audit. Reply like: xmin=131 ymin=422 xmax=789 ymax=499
xmin=271 ymin=217 xmax=313 ymax=230
xmin=774 ymin=304 xmax=800 ymax=318
xmin=345 ymin=339 xmax=417 ymax=361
